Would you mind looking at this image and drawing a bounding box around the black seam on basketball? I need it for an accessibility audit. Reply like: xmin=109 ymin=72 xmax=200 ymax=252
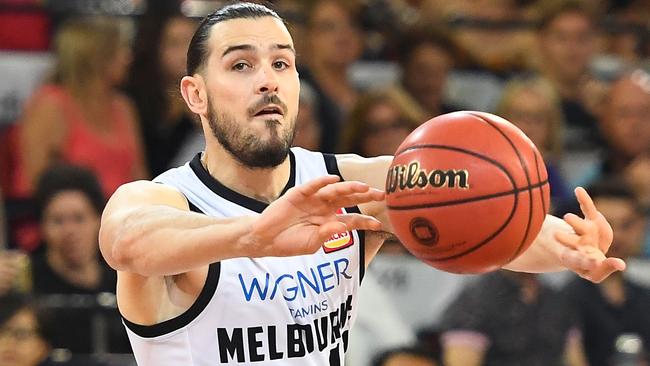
xmin=533 ymin=149 xmax=548 ymax=216
xmin=390 ymin=184 xmax=549 ymax=263
xmin=390 ymin=181 xmax=549 ymax=263
xmin=469 ymin=113 xmax=534 ymax=261
xmin=387 ymin=180 xmax=549 ymax=210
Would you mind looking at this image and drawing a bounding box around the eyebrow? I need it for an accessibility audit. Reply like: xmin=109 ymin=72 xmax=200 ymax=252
xmin=221 ymin=43 xmax=296 ymax=58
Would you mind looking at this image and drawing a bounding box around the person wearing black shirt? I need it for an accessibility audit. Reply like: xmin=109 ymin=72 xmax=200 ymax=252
xmin=30 ymin=165 xmax=129 ymax=354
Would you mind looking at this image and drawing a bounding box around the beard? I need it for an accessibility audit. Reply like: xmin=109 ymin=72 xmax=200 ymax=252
xmin=207 ymin=95 xmax=295 ymax=169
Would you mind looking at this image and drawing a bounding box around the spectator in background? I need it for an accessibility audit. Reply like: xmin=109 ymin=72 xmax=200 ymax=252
xmin=496 ymin=77 xmax=571 ymax=209
xmin=292 ymin=82 xmax=321 ymax=151
xmin=300 ymin=0 xmax=364 ymax=152
xmin=372 ymin=346 xmax=438 ymax=366
xmin=29 ymin=165 xmax=128 ymax=354
xmin=439 ymin=270 xmax=586 ymax=366
xmin=536 ymin=0 xmax=600 ymax=151
xmin=597 ymin=70 xmax=650 ymax=178
xmin=447 ymin=0 xmax=534 ymax=74
xmin=127 ymin=6 xmax=201 ymax=177
xmin=606 ymin=0 xmax=650 ymax=62
xmin=398 ymin=32 xmax=460 ymax=119
xmin=566 ymin=180 xmax=650 ymax=366
xmin=0 ymin=294 xmax=52 ymax=366
xmin=13 ymin=17 xmax=147 ymax=199
xmin=340 ymin=88 xmax=424 ymax=156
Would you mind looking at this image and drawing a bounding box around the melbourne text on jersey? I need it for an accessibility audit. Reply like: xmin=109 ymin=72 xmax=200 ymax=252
xmin=216 ymin=295 xmax=353 ymax=363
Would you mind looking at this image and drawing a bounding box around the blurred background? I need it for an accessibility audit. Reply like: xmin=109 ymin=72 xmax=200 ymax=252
xmin=0 ymin=0 xmax=649 ymax=365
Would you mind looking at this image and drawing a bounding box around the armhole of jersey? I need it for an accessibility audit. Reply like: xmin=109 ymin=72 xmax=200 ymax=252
xmin=122 ymin=197 xmax=222 ymax=338
xmin=322 ymin=153 xmax=365 ymax=284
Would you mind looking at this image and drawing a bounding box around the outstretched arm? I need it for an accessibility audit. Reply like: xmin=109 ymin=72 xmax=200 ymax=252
xmin=335 ymin=154 xmax=625 ymax=282
xmin=100 ymin=176 xmax=384 ymax=277
xmin=504 ymin=187 xmax=626 ymax=282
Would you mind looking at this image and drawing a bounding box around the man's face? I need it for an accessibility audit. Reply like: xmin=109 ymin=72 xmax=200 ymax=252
xmin=308 ymin=1 xmax=362 ymax=69
xmin=602 ymin=78 xmax=650 ymax=158
xmin=203 ymin=17 xmax=299 ymax=168
xmin=403 ymin=43 xmax=451 ymax=115
xmin=539 ymin=12 xmax=595 ymax=83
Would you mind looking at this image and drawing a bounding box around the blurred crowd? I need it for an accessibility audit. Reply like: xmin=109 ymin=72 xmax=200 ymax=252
xmin=0 ymin=0 xmax=649 ymax=365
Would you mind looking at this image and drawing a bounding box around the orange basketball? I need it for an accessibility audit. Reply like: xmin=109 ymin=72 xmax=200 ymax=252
xmin=385 ymin=111 xmax=550 ymax=274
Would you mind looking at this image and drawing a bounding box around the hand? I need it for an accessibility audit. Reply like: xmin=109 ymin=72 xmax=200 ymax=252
xmin=0 ymin=251 xmax=21 ymax=295
xmin=248 ymin=175 xmax=385 ymax=257
xmin=554 ymin=187 xmax=626 ymax=283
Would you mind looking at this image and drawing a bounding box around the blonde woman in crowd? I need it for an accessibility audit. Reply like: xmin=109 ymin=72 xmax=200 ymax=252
xmin=339 ymin=88 xmax=425 ymax=157
xmin=496 ymin=77 xmax=571 ymax=209
xmin=12 ymin=18 xmax=147 ymax=199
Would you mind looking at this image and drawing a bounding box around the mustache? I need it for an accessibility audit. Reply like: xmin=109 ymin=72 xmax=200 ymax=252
xmin=247 ymin=94 xmax=288 ymax=116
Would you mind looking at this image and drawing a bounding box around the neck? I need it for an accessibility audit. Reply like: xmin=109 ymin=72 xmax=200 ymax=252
xmin=203 ymin=138 xmax=291 ymax=204
xmin=46 ymin=250 xmax=99 ymax=290
xmin=543 ymin=69 xmax=583 ymax=100
xmin=69 ymin=79 xmax=112 ymax=103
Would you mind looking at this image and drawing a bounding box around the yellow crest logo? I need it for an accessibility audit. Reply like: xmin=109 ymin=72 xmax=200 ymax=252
xmin=323 ymin=208 xmax=355 ymax=253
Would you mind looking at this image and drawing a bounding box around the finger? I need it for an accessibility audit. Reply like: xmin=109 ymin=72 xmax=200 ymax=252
xmin=583 ymin=257 xmax=626 ymax=283
xmin=563 ymin=213 xmax=591 ymax=236
xmin=337 ymin=213 xmax=383 ymax=232
xmin=595 ymin=216 xmax=614 ymax=253
xmin=314 ymin=221 xmax=350 ymax=246
xmin=575 ymin=187 xmax=599 ymax=221
xmin=561 ymin=248 xmax=599 ymax=272
xmin=328 ymin=189 xmax=385 ymax=208
xmin=554 ymin=231 xmax=581 ymax=250
xmin=299 ymin=175 xmax=341 ymax=196
xmin=316 ymin=181 xmax=371 ymax=201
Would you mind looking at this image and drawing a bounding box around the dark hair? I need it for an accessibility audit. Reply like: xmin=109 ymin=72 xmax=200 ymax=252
xmin=537 ymin=0 xmax=596 ymax=31
xmin=186 ymin=2 xmax=282 ymax=75
xmin=34 ymin=164 xmax=106 ymax=220
xmin=0 ymin=293 xmax=56 ymax=345
xmin=372 ymin=346 xmax=438 ymax=366
xmin=397 ymin=30 xmax=455 ymax=68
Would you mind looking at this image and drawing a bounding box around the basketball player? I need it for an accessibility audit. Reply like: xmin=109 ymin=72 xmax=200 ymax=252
xmin=99 ymin=3 xmax=626 ymax=365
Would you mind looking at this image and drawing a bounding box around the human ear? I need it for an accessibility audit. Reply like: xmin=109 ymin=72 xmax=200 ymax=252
xmin=180 ymin=75 xmax=208 ymax=116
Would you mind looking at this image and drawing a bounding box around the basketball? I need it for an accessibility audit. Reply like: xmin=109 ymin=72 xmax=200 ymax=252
xmin=385 ymin=111 xmax=551 ymax=274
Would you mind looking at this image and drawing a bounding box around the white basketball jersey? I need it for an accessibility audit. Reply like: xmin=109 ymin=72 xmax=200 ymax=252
xmin=123 ymin=147 xmax=365 ymax=366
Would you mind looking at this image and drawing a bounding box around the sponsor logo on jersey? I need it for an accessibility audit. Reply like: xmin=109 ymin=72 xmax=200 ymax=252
xmin=323 ymin=208 xmax=354 ymax=253
xmin=238 ymin=258 xmax=352 ymax=302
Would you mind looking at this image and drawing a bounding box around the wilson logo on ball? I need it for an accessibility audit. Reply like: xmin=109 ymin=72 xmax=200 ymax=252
xmin=386 ymin=161 xmax=470 ymax=193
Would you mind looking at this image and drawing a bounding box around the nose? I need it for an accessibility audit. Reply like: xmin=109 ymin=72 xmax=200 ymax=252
xmin=256 ymin=65 xmax=279 ymax=94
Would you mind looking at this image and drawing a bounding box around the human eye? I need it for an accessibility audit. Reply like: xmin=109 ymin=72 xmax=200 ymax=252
xmin=273 ymin=60 xmax=290 ymax=70
xmin=232 ymin=62 xmax=251 ymax=71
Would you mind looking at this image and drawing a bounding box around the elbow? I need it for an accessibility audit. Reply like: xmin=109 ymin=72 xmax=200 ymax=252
xmin=99 ymin=220 xmax=144 ymax=273
xmin=110 ymin=233 xmax=137 ymax=271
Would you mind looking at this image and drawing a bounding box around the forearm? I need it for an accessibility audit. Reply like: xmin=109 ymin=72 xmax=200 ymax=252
xmin=101 ymin=205 xmax=255 ymax=276
xmin=503 ymin=215 xmax=571 ymax=273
